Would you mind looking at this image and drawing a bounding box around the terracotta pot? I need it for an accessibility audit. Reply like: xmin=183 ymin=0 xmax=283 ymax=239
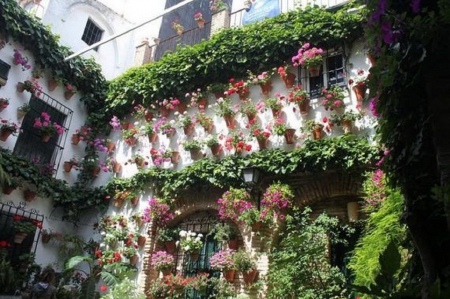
xmin=137 ymin=236 xmax=146 ymax=247
xmin=189 ymin=148 xmax=201 ymax=160
xmin=228 ymin=239 xmax=238 ymax=250
xmin=223 ymin=114 xmax=235 ymax=129
xmin=238 ymin=91 xmax=250 ymax=101
xmin=171 ymin=151 xmax=180 ymax=164
xmin=129 ymin=255 xmax=139 ymax=265
xmin=251 ymin=221 xmax=263 ymax=232
xmin=312 ymin=128 xmax=323 ymax=140
xmin=242 ymin=269 xmax=259 ymax=285
xmin=197 ymin=98 xmax=208 ymax=110
xmin=47 ymin=78 xmax=58 ymax=91
xmin=0 ymin=128 xmax=13 ymax=141
xmin=246 ymin=112 xmax=257 ymax=122
xmin=107 ymin=142 xmax=116 ymax=152
xmin=130 ymin=196 xmax=139 ymax=206
xmin=197 ymin=19 xmax=205 ymax=28
xmin=214 ymin=92 xmax=225 ymax=99
xmin=91 ymin=166 xmax=101 ymax=177
xmin=283 ymin=73 xmax=296 ymax=88
xmin=165 ymin=129 xmax=176 ymax=138
xmin=14 ymin=232 xmax=28 ymax=244
xmin=121 ymin=121 xmax=129 ymax=130
xmin=126 ymin=136 xmax=138 ymax=146
xmin=177 ymin=28 xmax=183 ymax=36
xmin=63 ymin=161 xmax=72 ymax=172
xmin=41 ymin=133 xmax=51 ymax=143
xmin=159 ymin=106 xmax=170 ymax=117
xmin=135 ymin=158 xmax=145 ymax=168
xmin=352 ymin=85 xmax=367 ymax=102
xmin=114 ymin=197 xmax=124 ymax=208
xmin=210 ymin=143 xmax=221 ymax=156
xmin=223 ymin=269 xmax=236 ymax=283
xmin=71 ymin=134 xmax=80 ymax=145
xmin=24 ymin=189 xmax=36 ymax=202
xmin=17 ymin=109 xmax=27 ymax=119
xmin=190 ymin=251 xmax=200 ymax=262
xmin=144 ymin=110 xmax=154 ymax=122
xmin=271 ymin=108 xmax=281 ymax=118
xmin=16 ymin=82 xmax=25 ymax=93
xmin=177 ymin=102 xmax=187 ymax=114
xmin=113 ymin=163 xmax=122 ymax=174
xmin=257 ymin=137 xmax=268 ymax=150
xmin=298 ymin=99 xmax=310 ymax=115
xmin=42 ymin=234 xmax=51 ymax=244
xmin=64 ymin=90 xmax=75 ymax=100
xmin=308 ymin=65 xmax=321 ymax=77
xmin=284 ymin=128 xmax=296 ymax=144
xmin=203 ymin=123 xmax=213 ymax=134
xmin=260 ymin=80 xmax=272 ymax=95
xmin=183 ymin=124 xmax=195 ymax=136
xmin=149 ymin=132 xmax=158 ymax=143
xmin=164 ymin=240 xmax=177 ymax=254
xmin=161 ymin=268 xmax=172 ymax=276
xmin=342 ymin=120 xmax=353 ymax=134
xmin=367 ymin=53 xmax=376 ymax=66
xmin=2 ymin=185 xmax=15 ymax=195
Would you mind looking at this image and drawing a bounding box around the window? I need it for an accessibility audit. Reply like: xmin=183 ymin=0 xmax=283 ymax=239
xmin=81 ymin=19 xmax=103 ymax=50
xmin=301 ymin=52 xmax=346 ymax=98
xmin=13 ymin=93 xmax=72 ymax=170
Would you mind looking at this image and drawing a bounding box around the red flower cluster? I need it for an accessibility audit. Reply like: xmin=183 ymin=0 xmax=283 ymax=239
xmin=227 ymin=78 xmax=249 ymax=95
xmin=0 ymin=240 xmax=12 ymax=247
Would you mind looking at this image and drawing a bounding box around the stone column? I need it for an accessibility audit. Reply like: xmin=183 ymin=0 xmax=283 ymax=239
xmin=134 ymin=40 xmax=153 ymax=66
xmin=210 ymin=10 xmax=230 ymax=36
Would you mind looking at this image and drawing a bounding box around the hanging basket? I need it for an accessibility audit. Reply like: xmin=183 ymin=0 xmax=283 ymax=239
xmin=223 ymin=270 xmax=236 ymax=283
xmin=130 ymin=196 xmax=139 ymax=206
xmin=242 ymin=269 xmax=259 ymax=286
xmin=91 ymin=166 xmax=101 ymax=177
xmin=197 ymin=98 xmax=208 ymax=110
xmin=284 ymin=129 xmax=296 ymax=144
xmin=164 ymin=240 xmax=177 ymax=254
xmin=282 ymin=73 xmax=296 ymax=88
xmin=260 ymin=80 xmax=272 ymax=95
xmin=210 ymin=143 xmax=221 ymax=156
xmin=144 ymin=110 xmax=154 ymax=122
xmin=298 ymin=99 xmax=310 ymax=115
xmin=171 ymin=151 xmax=180 ymax=164
xmin=0 ymin=128 xmax=13 ymax=141
xmin=159 ymin=106 xmax=170 ymax=118
xmin=2 ymin=184 xmax=15 ymax=195
xmin=251 ymin=221 xmax=263 ymax=232
xmin=308 ymin=65 xmax=321 ymax=77
xmin=223 ymin=114 xmax=235 ymax=129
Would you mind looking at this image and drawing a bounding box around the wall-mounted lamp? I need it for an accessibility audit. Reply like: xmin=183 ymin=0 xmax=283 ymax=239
xmin=347 ymin=202 xmax=359 ymax=222
xmin=242 ymin=166 xmax=263 ymax=209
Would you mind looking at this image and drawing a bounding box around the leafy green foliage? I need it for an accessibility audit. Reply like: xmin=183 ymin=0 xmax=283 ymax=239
xmin=106 ymin=5 xmax=364 ymax=118
xmin=267 ymin=208 xmax=355 ymax=299
xmin=100 ymin=278 xmax=145 ymax=299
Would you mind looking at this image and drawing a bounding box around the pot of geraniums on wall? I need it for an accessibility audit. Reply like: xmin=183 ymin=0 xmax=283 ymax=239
xmin=265 ymin=95 xmax=285 ymax=117
xmin=171 ymin=21 xmax=184 ymax=36
xmin=348 ymin=69 xmax=368 ymax=102
xmin=210 ymin=223 xmax=240 ymax=250
xmin=0 ymin=97 xmax=9 ymax=112
xmin=155 ymin=118 xmax=176 ymax=138
xmin=227 ymin=79 xmax=250 ymax=101
xmin=63 ymin=157 xmax=79 ymax=173
xmin=33 ymin=112 xmax=64 ymax=142
xmin=157 ymin=227 xmax=180 ymax=254
xmin=13 ymin=217 xmax=37 ymax=244
xmin=195 ymin=112 xmax=214 ymax=133
xmin=0 ymin=118 xmax=20 ymax=141
xmin=151 ymin=251 xmax=175 ymax=276
xmin=320 ymin=86 xmax=346 ymax=112
xmin=330 ymin=110 xmax=363 ymax=134
xmin=302 ymin=119 xmax=324 ymax=140
xmin=17 ymin=78 xmax=43 ymax=96
xmin=122 ymin=246 xmax=138 ymax=265
xmin=135 ymin=232 xmax=147 ymax=248
xmin=182 ymin=139 xmax=203 ymax=160
xmin=207 ymin=83 xmax=228 ymax=100
xmin=288 ymin=85 xmax=310 ymax=115
xmin=175 ymin=113 xmax=195 ymax=136
xmin=141 ymin=121 xmax=158 ymax=143
xmin=239 ymin=100 xmax=258 ymax=122
xmin=238 ymin=206 xmax=266 ymax=232
xmin=81 ymin=155 xmax=102 ymax=177
xmin=179 ymin=230 xmax=203 ymax=261
xmin=194 ymin=12 xmax=205 ymax=28
xmin=17 ymin=102 xmax=30 ymax=119
xmin=206 ymin=135 xmax=221 ymax=156
xmin=278 ymin=64 xmax=296 ymax=88
xmin=247 ymin=69 xmax=273 ymax=95
xmin=186 ymin=88 xmax=208 ymax=110
xmin=213 ymin=97 xmax=236 ymax=129
xmin=47 ymin=76 xmax=59 ymax=91
xmin=210 ymin=249 xmax=237 ymax=282
xmin=233 ymin=249 xmax=258 ymax=286
xmin=63 ymin=84 xmax=76 ymax=100
xmin=2 ymin=177 xmax=20 ymax=195
xmin=292 ymin=43 xmax=324 ymax=77
xmin=248 ymin=119 xmax=271 ymax=150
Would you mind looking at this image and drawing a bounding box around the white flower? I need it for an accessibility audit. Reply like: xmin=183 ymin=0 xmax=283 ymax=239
xmin=179 ymin=230 xmax=187 ymax=237
xmin=134 ymin=121 xmax=139 ymax=126
xmin=184 ymin=245 xmax=190 ymax=251
xmin=197 ymin=233 xmax=203 ymax=238
xmin=195 ymin=237 xmax=201 ymax=242
xmin=183 ymin=111 xmax=188 ymax=115
xmin=170 ymin=120 xmax=175 ymax=125
xmin=100 ymin=231 xmax=106 ymax=236
xmin=176 ymin=241 xmax=180 ymax=247
xmin=186 ymin=236 xmax=191 ymax=241
xmin=174 ymin=111 xmax=179 ymax=116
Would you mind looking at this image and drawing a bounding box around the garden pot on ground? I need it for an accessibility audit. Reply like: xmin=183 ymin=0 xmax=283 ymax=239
xmin=223 ymin=270 xmax=236 ymax=283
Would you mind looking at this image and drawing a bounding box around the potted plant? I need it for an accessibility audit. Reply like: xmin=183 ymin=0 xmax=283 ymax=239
xmin=288 ymin=85 xmax=310 ymax=115
xmin=248 ymin=119 xmax=271 ymax=150
xmin=195 ymin=112 xmax=214 ymax=133
xmin=213 ymin=97 xmax=236 ymax=128
xmin=150 ymin=251 xmax=175 ymax=275
xmin=189 ymin=273 xmax=209 ymax=295
xmin=122 ymin=246 xmax=138 ymax=265
xmin=186 ymin=88 xmax=208 ymax=109
xmin=247 ymin=69 xmax=273 ymax=95
xmin=277 ymin=64 xmax=296 ymax=88
xmin=64 ymin=84 xmax=77 ymax=100
xmin=210 ymin=223 xmax=239 ymax=250
xmin=13 ymin=218 xmax=37 ymax=244
xmin=17 ymin=78 xmax=43 ymax=96
xmin=320 ymin=86 xmax=345 ymax=111
xmin=158 ymin=98 xmax=180 ymax=116
xmin=157 ymin=227 xmax=181 ymax=253
xmin=148 ymin=278 xmax=170 ymax=299
xmin=41 ymin=229 xmax=52 ymax=243
xmin=233 ymin=249 xmax=258 ymax=285
xmin=12 ymin=49 xmax=31 ymax=71
xmin=0 ymin=118 xmax=20 ymax=141
xmin=272 ymin=118 xmax=289 ymax=136
xmin=2 ymin=177 xmax=20 ymax=195
xmin=348 ymin=69 xmax=368 ymax=102
xmin=142 ymin=197 xmax=175 ymax=227
xmin=205 ymin=134 xmax=221 ymax=156
xmin=239 ymin=100 xmax=258 ymax=121
xmin=171 ymin=21 xmax=184 ymax=35
xmin=302 ymin=119 xmax=325 ymax=140
xmin=0 ymin=97 xmax=9 ymax=112
xmin=209 ymin=277 xmax=237 ymax=298
xmin=209 ymin=0 xmax=228 ymax=13
xmin=179 ymin=230 xmax=203 ymax=260
xmin=223 ymin=130 xmax=252 ymax=154
xmin=265 ymin=94 xmax=285 ymax=117
xmin=33 ymin=112 xmax=64 ymax=142
xmin=182 ymin=139 xmax=203 ymax=160
xmin=194 ymin=12 xmax=205 ymax=28
xmin=238 ymin=206 xmax=268 ymax=231
xmin=175 ymin=112 xmax=195 ymax=135
xmin=226 ymin=78 xmax=250 ymax=100
xmin=260 ymin=182 xmax=294 ymax=222
xmin=331 ymin=110 xmax=363 ymax=134
xmin=17 ymin=102 xmax=31 ymax=119
xmin=218 ymin=187 xmax=253 ymax=223
xmin=292 ymin=43 xmax=324 ymax=76
xmin=210 ymin=249 xmax=237 ymax=282
xmin=122 ymin=126 xmax=140 ymax=146
xmin=154 ymin=118 xmax=176 ymax=137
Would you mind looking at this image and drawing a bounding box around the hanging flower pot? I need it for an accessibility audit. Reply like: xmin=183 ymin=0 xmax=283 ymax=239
xmin=183 ymin=124 xmax=195 ymax=136
xmin=223 ymin=114 xmax=235 ymax=129
xmin=107 ymin=141 xmax=116 ymax=152
xmin=121 ymin=121 xmax=129 ymax=130
xmin=283 ymin=73 xmax=296 ymax=88
xmin=63 ymin=161 xmax=73 ymax=172
xmin=197 ymin=19 xmax=205 ymax=28
xmin=242 ymin=269 xmax=259 ymax=286
xmin=177 ymin=102 xmax=187 ymax=114
xmin=210 ymin=143 xmax=221 ymax=156
xmin=238 ymin=91 xmax=250 ymax=101
xmin=17 ymin=108 xmax=27 ymax=119
xmin=16 ymin=82 xmax=25 ymax=93
xmin=2 ymin=184 xmax=16 ymax=195
xmin=342 ymin=120 xmax=353 ymax=134
xmin=137 ymin=236 xmax=146 ymax=247
xmin=91 ymin=166 xmax=101 ymax=177
xmin=251 ymin=221 xmax=263 ymax=232
xmin=171 ymin=151 xmax=180 ymax=164
xmin=41 ymin=133 xmax=52 ymax=143
xmin=131 ymin=196 xmax=139 ymax=206
xmin=352 ymin=85 xmax=367 ymax=102
xmin=129 ymin=255 xmax=139 ymax=265
xmin=159 ymin=106 xmax=170 ymax=118
xmin=135 ymin=157 xmax=145 ymax=168
xmin=312 ymin=128 xmax=323 ymax=140
xmin=227 ymin=239 xmax=238 ymax=250
xmin=257 ymin=137 xmax=268 ymax=150
xmin=47 ymin=78 xmax=58 ymax=91
xmin=197 ymin=98 xmax=208 ymax=110
xmin=260 ymin=80 xmax=272 ymax=95
xmin=367 ymin=52 xmax=377 ymax=66
xmin=271 ymin=108 xmax=281 ymax=118
xmin=214 ymin=92 xmax=225 ymax=100
xmin=165 ymin=129 xmax=176 ymax=138
xmin=164 ymin=240 xmax=177 ymax=254
xmin=223 ymin=269 xmax=236 ymax=283
xmin=23 ymin=189 xmax=36 ymax=202
xmin=64 ymin=90 xmax=75 ymax=100
xmin=177 ymin=28 xmax=183 ymax=36
xmin=190 ymin=148 xmax=201 ymax=160
xmin=308 ymin=65 xmax=321 ymax=77
xmin=41 ymin=233 xmax=51 ymax=244
xmin=284 ymin=128 xmax=296 ymax=144
xmin=161 ymin=267 xmax=172 ymax=276
xmin=113 ymin=162 xmax=122 ymax=174
xmin=246 ymin=112 xmax=256 ymax=122
xmin=14 ymin=232 xmax=28 ymax=244
xmin=203 ymin=123 xmax=213 ymax=134
xmin=113 ymin=197 xmax=125 ymax=208
xmin=144 ymin=110 xmax=154 ymax=122
xmin=190 ymin=251 xmax=200 ymax=262
xmin=126 ymin=136 xmax=138 ymax=146
xmin=0 ymin=128 xmax=13 ymax=141
xmin=298 ymin=99 xmax=310 ymax=115
xmin=71 ymin=134 xmax=80 ymax=145
xmin=149 ymin=132 xmax=158 ymax=143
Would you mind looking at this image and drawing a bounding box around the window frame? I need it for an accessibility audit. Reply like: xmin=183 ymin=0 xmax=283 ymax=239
xmin=81 ymin=18 xmax=104 ymax=51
